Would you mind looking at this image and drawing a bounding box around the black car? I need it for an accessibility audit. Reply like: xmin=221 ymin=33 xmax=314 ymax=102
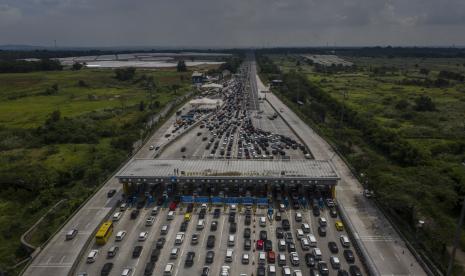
xmin=100 ymin=262 xmax=113 ymax=276
xmin=329 ymin=207 xmax=338 ymax=218
xmin=349 ymin=265 xmax=362 ymax=276
xmin=205 ymin=250 xmax=215 ymax=263
xmin=287 ymin=242 xmax=296 ymax=252
xmin=282 ymin=219 xmax=290 ymax=230
xmin=107 ymin=189 xmax=116 ymax=198
xmin=210 ymin=221 xmax=218 ymax=231
xmin=201 ymin=266 xmax=210 ymax=276
xmin=143 ymin=261 xmax=155 ymax=276
xmin=260 ymin=230 xmax=267 ymax=241
xmin=292 ymin=201 xmax=300 ymax=210
xmin=229 ymin=212 xmax=236 ymax=223
xmin=328 ymin=241 xmax=338 ymax=253
xmin=180 ymin=221 xmax=188 ymax=232
xmin=136 ymin=200 xmax=145 ymax=209
xmin=245 ymin=215 xmax=251 ymax=225
xmin=185 ymin=251 xmax=195 ymax=267
xmin=187 ymin=203 xmax=194 ymax=213
xmin=130 ymin=209 xmax=140 ymax=219
xmin=244 ymin=239 xmax=251 ymax=250
xmin=199 ymin=209 xmax=206 ymax=219
xmin=156 ymin=238 xmax=165 ymax=249
xmin=132 ymin=245 xmax=143 ymax=258
xmin=344 ymin=249 xmax=355 ymax=263
xmin=244 ymin=228 xmax=251 ymax=238
xmin=276 ymin=227 xmax=284 ymax=239
xmin=213 ymin=208 xmax=221 ymax=218
xmin=275 ymin=212 xmax=282 ymax=221
xmin=264 ymin=240 xmax=273 ymax=252
xmin=305 ymin=253 xmax=316 ymax=267
xmin=338 ymin=270 xmax=350 ymax=276
xmin=318 ymin=226 xmax=326 ymax=237
xmin=207 ymin=235 xmax=215 ymax=249
xmin=257 ymin=265 xmax=266 ymax=276
xmin=318 ymin=261 xmax=329 ymax=275
xmin=313 ymin=207 xmax=320 ymax=217
xmin=150 ymin=248 xmax=160 ymax=262
xmin=229 ymin=222 xmax=237 ymax=233
xmin=284 ymin=232 xmax=293 ymax=244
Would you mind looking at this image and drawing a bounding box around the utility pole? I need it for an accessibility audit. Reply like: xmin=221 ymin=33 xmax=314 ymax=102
xmin=447 ymin=162 xmax=465 ymax=276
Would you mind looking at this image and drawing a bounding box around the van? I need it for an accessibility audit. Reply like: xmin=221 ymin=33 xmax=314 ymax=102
xmin=318 ymin=217 xmax=327 ymax=227
xmin=313 ymin=248 xmax=322 ymax=261
xmin=259 ymin=216 xmax=266 ymax=227
xmin=184 ymin=213 xmax=191 ymax=222
xmin=163 ymin=263 xmax=174 ymax=276
xmin=225 ymin=249 xmax=234 ymax=262
xmin=65 ymin=229 xmax=78 ymax=240
xmin=175 ymin=232 xmax=184 ymax=245
xmin=300 ymin=238 xmax=310 ymax=250
xmin=296 ymin=229 xmax=304 ymax=239
xmin=112 ymin=212 xmax=122 ymax=221
xmin=301 ymin=223 xmax=310 ymax=233
xmin=115 ymin=231 xmax=127 ymax=241
xmin=228 ymin=235 xmax=235 ymax=247
xmin=307 ymin=234 xmax=317 ymax=247
xmin=197 ymin=219 xmax=205 ymax=230
xmin=146 ymin=216 xmax=155 ymax=226
xmin=161 ymin=224 xmax=169 ymax=235
xmin=107 ymin=246 xmax=119 ymax=258
xmin=151 ymin=206 xmax=159 ymax=215
xmin=170 ymin=248 xmax=179 ymax=259
xmin=167 ymin=211 xmax=175 ymax=220
xmin=258 ymin=251 xmax=266 ymax=265
xmin=340 ymin=235 xmax=350 ymax=247
xmin=86 ymin=249 xmax=98 ymax=263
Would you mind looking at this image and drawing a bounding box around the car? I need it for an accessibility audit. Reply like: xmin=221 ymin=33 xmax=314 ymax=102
xmin=138 ymin=231 xmax=148 ymax=241
xmin=156 ymin=237 xmax=165 ymax=249
xmin=301 ymin=223 xmax=311 ymax=233
xmin=282 ymin=219 xmax=290 ymax=230
xmin=318 ymin=217 xmax=327 ymax=226
xmin=229 ymin=222 xmax=237 ymax=233
xmin=175 ymin=232 xmax=185 ymax=245
xmin=265 ymin=240 xmax=273 ymax=251
xmin=100 ymin=262 xmax=113 ymax=276
xmin=295 ymin=212 xmax=302 ymax=222
xmin=205 ymin=250 xmax=215 ymax=263
xmin=150 ymin=248 xmax=160 ymax=262
xmin=66 ymin=228 xmax=78 ymax=240
xmin=132 ymin=246 xmax=143 ymax=258
xmin=201 ymin=266 xmax=210 ymax=276
xmin=328 ymin=241 xmax=339 ymax=253
xmin=242 ymin=253 xmax=250 ymax=264
xmin=330 ymin=256 xmax=341 ymax=269
xmin=220 ymin=266 xmax=230 ymax=276
xmin=107 ymin=246 xmax=119 ymax=258
xmin=179 ymin=221 xmax=188 ymax=232
xmin=213 ymin=208 xmax=221 ymax=218
xmin=146 ymin=216 xmax=155 ymax=226
xmin=287 ymin=242 xmax=296 ymax=252
xmin=349 ymin=265 xmax=363 ymax=276
xmin=210 ymin=221 xmax=218 ymax=231
xmin=130 ymin=209 xmax=140 ymax=219
xmin=256 ymin=239 xmax=264 ymax=250
xmin=282 ymin=266 xmax=291 ymax=276
xmin=107 ymin=189 xmax=116 ymax=197
xmin=121 ymin=267 xmax=133 ymax=276
xmin=278 ymin=239 xmax=286 ymax=251
xmin=191 ymin=233 xmax=199 ymax=245
xmin=245 ymin=215 xmax=251 ymax=225
xmin=318 ymin=261 xmax=329 ymax=275
xmin=276 ymin=227 xmax=284 ymax=239
xmin=244 ymin=228 xmax=251 ymax=238
xmin=268 ymin=251 xmax=276 ymax=263
xmin=115 ymin=230 xmax=127 ymax=241
xmin=329 ymin=208 xmax=337 ymax=218
xmin=290 ymin=252 xmax=299 ymax=266
xmin=275 ymin=212 xmax=282 ymax=221
xmin=228 ymin=212 xmax=236 ymax=222
xmin=185 ymin=251 xmax=195 ymax=267
xmin=313 ymin=207 xmax=320 ymax=217
xmin=260 ymin=230 xmax=268 ymax=241
xmin=344 ymin=249 xmax=356 ymax=263
xmin=144 ymin=262 xmax=155 ymax=276
xmin=305 ymin=253 xmax=316 ymax=267
xmin=335 ymin=221 xmax=344 ymax=231
xmin=149 ymin=145 xmax=154 ymax=150
xmin=338 ymin=270 xmax=350 ymax=276
xmin=284 ymin=232 xmax=294 ymax=243
xmin=318 ymin=226 xmax=326 ymax=237
xmin=244 ymin=239 xmax=252 ymax=250
xmin=207 ymin=235 xmax=215 ymax=249
xmin=340 ymin=235 xmax=351 ymax=247
xmin=257 ymin=265 xmax=266 ymax=276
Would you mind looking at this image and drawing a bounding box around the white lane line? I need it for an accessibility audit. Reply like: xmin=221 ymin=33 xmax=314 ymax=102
xmin=59 ymin=255 xmax=66 ymax=264
xmin=46 ymin=256 xmax=53 ymax=264
xmin=85 ymin=222 xmax=91 ymax=229
xmin=379 ymin=252 xmax=385 ymax=261
xmin=218 ymin=214 xmax=226 ymax=250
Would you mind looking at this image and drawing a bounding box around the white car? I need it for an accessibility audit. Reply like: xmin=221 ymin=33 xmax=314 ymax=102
xmin=330 ymin=256 xmax=341 ymax=269
xmin=175 ymin=232 xmax=185 ymax=245
xmin=282 ymin=266 xmax=291 ymax=276
xmin=290 ymin=252 xmax=299 ymax=266
xmin=295 ymin=212 xmax=302 ymax=222
xmin=121 ymin=267 xmax=133 ymax=276
xmin=220 ymin=265 xmax=230 ymax=276
xmin=115 ymin=230 xmax=127 ymax=241
xmin=146 ymin=216 xmax=155 ymax=226
xmin=138 ymin=231 xmax=148 ymax=241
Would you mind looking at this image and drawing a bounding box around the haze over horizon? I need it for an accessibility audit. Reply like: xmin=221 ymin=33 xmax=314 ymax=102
xmin=1 ymin=0 xmax=465 ymax=48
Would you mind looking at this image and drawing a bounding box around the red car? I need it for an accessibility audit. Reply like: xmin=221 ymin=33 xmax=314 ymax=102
xmin=256 ymin=239 xmax=264 ymax=250
xmin=169 ymin=202 xmax=177 ymax=211
xmin=267 ymin=251 xmax=276 ymax=263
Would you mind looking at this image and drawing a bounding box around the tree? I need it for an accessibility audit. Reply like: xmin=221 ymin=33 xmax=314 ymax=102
xmin=419 ymin=68 xmax=429 ymax=75
xmin=139 ymin=101 xmax=145 ymax=111
xmin=72 ymin=62 xmax=83 ymax=70
xmin=395 ymin=99 xmax=409 ymax=110
xmin=414 ymin=95 xmax=436 ymax=111
xmin=171 ymin=84 xmax=181 ymax=95
xmin=114 ymin=67 xmax=136 ymax=81
xmin=177 ymin=60 xmax=187 ymax=72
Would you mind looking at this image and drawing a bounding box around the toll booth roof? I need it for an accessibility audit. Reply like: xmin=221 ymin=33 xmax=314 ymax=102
xmin=116 ymin=159 xmax=339 ymax=180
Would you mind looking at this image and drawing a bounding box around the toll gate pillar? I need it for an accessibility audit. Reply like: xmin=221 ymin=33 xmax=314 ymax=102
xmin=331 ymin=185 xmax=336 ymax=199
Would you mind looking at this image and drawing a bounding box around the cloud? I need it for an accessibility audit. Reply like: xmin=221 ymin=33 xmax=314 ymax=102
xmin=0 ymin=4 xmax=21 ymax=25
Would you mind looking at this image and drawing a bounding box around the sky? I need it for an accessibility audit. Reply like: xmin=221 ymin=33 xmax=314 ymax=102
xmin=0 ymin=0 xmax=464 ymax=48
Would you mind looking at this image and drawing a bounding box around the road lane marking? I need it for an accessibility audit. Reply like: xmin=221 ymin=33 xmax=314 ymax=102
xmin=379 ymin=252 xmax=385 ymax=261
xmin=46 ymin=256 xmax=53 ymax=264
xmin=59 ymin=255 xmax=66 ymax=263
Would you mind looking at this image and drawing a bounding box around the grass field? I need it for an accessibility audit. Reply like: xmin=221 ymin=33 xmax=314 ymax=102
xmin=261 ymin=54 xmax=465 ymax=273
xmin=0 ymin=66 xmax=197 ymax=273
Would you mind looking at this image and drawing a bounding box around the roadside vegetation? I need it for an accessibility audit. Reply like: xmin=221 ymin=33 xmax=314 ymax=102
xmin=257 ymin=50 xmax=465 ymax=274
xmin=0 ymin=61 xmax=195 ymax=273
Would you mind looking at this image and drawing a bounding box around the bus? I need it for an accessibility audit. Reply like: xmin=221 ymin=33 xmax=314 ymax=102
xmin=96 ymin=221 xmax=113 ymax=245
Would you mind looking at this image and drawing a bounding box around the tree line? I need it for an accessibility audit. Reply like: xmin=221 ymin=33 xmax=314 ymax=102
xmin=0 ymin=59 xmax=62 ymax=73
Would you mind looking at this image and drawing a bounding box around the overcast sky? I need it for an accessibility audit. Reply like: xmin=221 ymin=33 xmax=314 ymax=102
xmin=0 ymin=0 xmax=464 ymax=47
